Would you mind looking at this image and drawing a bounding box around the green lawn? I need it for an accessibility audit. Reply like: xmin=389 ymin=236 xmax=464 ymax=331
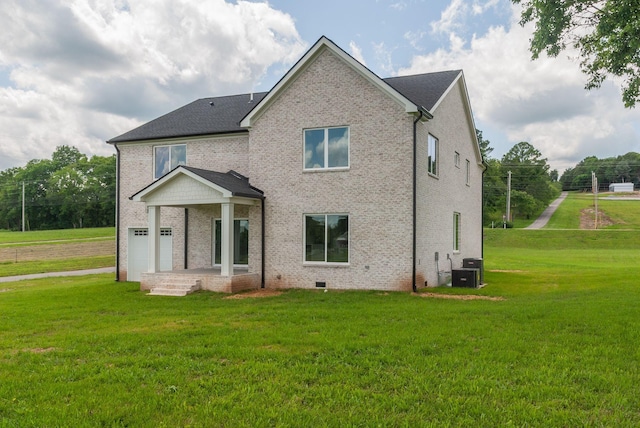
xmin=1 ymin=227 xmax=640 ymax=426
xmin=0 ymin=227 xmax=115 ymax=245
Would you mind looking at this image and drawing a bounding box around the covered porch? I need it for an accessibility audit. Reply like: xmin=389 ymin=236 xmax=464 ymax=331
xmin=130 ymin=166 xmax=264 ymax=294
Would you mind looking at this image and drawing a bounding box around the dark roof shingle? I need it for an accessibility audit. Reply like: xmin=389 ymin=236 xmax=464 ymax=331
xmin=109 ymin=70 xmax=461 ymax=144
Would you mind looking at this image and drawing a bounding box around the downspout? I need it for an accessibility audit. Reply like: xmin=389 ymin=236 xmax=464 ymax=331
xmin=481 ymin=161 xmax=487 ymax=260
xmin=412 ymin=110 xmax=424 ymax=292
xmin=184 ymin=208 xmax=189 ymax=269
xmin=261 ymin=198 xmax=265 ymax=288
xmin=113 ymin=143 xmax=121 ymax=282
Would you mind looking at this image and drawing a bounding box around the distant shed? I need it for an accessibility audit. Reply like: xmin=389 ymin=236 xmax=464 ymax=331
xmin=609 ymin=183 xmax=634 ymax=192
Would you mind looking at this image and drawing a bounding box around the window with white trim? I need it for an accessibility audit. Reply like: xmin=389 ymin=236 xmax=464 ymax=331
xmin=453 ymin=212 xmax=461 ymax=252
xmin=465 ymin=159 xmax=470 ymax=185
xmin=304 ymin=214 xmax=349 ymax=263
xmin=428 ymin=134 xmax=438 ymax=176
xmin=304 ymin=127 xmax=349 ymax=170
xmin=154 ymin=144 xmax=186 ymax=179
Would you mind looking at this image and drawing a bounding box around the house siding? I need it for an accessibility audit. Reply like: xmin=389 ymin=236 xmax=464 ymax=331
xmin=248 ymin=47 xmax=415 ymax=290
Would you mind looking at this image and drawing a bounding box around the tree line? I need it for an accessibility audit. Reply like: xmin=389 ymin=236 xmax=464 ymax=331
xmin=0 ymin=146 xmax=115 ymax=231
xmin=559 ymin=152 xmax=640 ymax=192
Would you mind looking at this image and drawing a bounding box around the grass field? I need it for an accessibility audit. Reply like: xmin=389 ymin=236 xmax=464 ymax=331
xmin=1 ymin=199 xmax=640 ymax=426
xmin=0 ymin=227 xmax=115 ymax=276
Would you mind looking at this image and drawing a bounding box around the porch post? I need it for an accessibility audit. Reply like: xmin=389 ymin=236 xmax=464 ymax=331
xmin=148 ymin=205 xmax=161 ymax=273
xmin=221 ymin=202 xmax=234 ymax=276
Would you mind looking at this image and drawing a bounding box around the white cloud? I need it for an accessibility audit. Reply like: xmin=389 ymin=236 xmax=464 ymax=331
xmin=349 ymin=41 xmax=366 ymax=66
xmin=430 ymin=0 xmax=467 ymax=35
xmin=0 ymin=0 xmax=306 ymax=170
xmin=400 ymin=5 xmax=640 ymax=172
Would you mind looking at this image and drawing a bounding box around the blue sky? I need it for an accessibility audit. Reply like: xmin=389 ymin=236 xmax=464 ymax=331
xmin=0 ymin=0 xmax=638 ymax=173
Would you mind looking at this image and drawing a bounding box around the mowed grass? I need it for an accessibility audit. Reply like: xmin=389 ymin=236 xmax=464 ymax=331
xmin=0 ymin=227 xmax=115 ymax=244
xmin=1 ymin=227 xmax=640 ymax=426
xmin=545 ymin=191 xmax=640 ymax=229
xmin=0 ymin=228 xmax=115 ymax=276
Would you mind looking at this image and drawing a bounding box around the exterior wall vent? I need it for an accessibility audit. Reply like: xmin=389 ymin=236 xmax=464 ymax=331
xmin=315 ymin=281 xmax=326 ymax=288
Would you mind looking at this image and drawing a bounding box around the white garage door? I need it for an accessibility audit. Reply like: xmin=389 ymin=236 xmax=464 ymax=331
xmin=127 ymin=228 xmax=173 ymax=282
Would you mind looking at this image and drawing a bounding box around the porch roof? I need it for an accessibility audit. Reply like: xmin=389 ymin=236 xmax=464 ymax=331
xmin=130 ymin=166 xmax=264 ymax=206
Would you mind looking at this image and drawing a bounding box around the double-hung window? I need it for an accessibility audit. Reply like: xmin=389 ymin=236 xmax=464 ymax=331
xmin=304 ymin=127 xmax=349 ymax=170
xmin=304 ymin=214 xmax=349 ymax=263
xmin=465 ymin=159 xmax=471 ymax=185
xmin=427 ymin=134 xmax=438 ymax=176
xmin=453 ymin=212 xmax=461 ymax=252
xmin=154 ymin=144 xmax=186 ymax=179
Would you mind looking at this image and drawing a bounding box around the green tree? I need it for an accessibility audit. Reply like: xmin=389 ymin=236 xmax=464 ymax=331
xmin=476 ymin=129 xmax=494 ymax=159
xmin=513 ymin=0 xmax=640 ymax=107
xmin=502 ymin=141 xmax=557 ymax=205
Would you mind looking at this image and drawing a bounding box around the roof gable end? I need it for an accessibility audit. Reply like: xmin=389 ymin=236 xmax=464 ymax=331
xmin=240 ymin=36 xmax=420 ymax=127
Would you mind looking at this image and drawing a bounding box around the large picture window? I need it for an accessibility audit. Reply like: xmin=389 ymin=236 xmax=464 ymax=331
xmin=154 ymin=144 xmax=186 ymax=179
xmin=428 ymin=134 xmax=438 ymax=176
xmin=304 ymin=214 xmax=349 ymax=263
xmin=213 ymin=219 xmax=249 ymax=265
xmin=304 ymin=127 xmax=349 ymax=170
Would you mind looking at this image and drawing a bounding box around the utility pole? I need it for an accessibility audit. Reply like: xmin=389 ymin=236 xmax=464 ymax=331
xmin=592 ymin=171 xmax=598 ymax=229
xmin=506 ymin=170 xmax=512 ymax=223
xmin=21 ymin=181 xmax=25 ymax=232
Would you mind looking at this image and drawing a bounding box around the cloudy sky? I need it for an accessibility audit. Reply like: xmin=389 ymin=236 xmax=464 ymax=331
xmin=1 ymin=0 xmax=638 ymax=173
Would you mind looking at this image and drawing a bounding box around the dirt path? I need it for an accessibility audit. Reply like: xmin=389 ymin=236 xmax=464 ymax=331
xmin=0 ymin=240 xmax=114 ymax=263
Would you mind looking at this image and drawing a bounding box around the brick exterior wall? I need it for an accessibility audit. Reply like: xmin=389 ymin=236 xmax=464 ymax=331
xmin=248 ymin=48 xmax=416 ymax=290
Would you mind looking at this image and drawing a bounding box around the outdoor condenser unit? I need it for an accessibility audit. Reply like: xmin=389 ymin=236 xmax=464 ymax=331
xmin=463 ymin=258 xmax=484 ymax=284
xmin=452 ymin=268 xmax=479 ymax=288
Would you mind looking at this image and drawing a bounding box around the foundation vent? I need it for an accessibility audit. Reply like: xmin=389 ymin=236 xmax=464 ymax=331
xmin=315 ymin=281 xmax=326 ymax=288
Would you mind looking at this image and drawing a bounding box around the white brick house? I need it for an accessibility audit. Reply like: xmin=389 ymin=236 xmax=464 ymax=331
xmin=108 ymin=36 xmax=485 ymax=293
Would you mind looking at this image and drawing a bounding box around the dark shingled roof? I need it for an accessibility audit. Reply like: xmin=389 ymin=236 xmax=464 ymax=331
xmin=130 ymin=165 xmax=264 ymax=201
xmin=109 ymin=92 xmax=268 ymax=143
xmin=181 ymin=166 xmax=264 ymax=200
xmin=109 ymin=70 xmax=461 ymax=144
xmin=383 ymin=70 xmax=461 ymax=112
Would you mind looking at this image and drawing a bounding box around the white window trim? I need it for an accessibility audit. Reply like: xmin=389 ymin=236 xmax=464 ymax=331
xmin=211 ymin=217 xmax=249 ymax=268
xmin=453 ymin=212 xmax=461 ymax=253
xmin=303 ymin=213 xmax=350 ymax=266
xmin=303 ymin=126 xmax=350 ymax=171
xmin=427 ymin=134 xmax=439 ymax=178
xmin=153 ymin=144 xmax=187 ymax=180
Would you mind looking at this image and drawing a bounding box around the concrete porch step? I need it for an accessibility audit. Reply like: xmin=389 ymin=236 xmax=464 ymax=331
xmin=148 ymin=279 xmax=201 ymax=297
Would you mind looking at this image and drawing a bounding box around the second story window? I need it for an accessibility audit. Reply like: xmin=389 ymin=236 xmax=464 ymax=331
xmin=304 ymin=126 xmax=349 ymax=170
xmin=154 ymin=144 xmax=186 ymax=179
xmin=428 ymin=134 xmax=438 ymax=176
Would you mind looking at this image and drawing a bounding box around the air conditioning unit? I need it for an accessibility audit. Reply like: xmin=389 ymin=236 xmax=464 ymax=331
xmin=452 ymin=268 xmax=479 ymax=288
xmin=463 ymin=258 xmax=484 ymax=284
